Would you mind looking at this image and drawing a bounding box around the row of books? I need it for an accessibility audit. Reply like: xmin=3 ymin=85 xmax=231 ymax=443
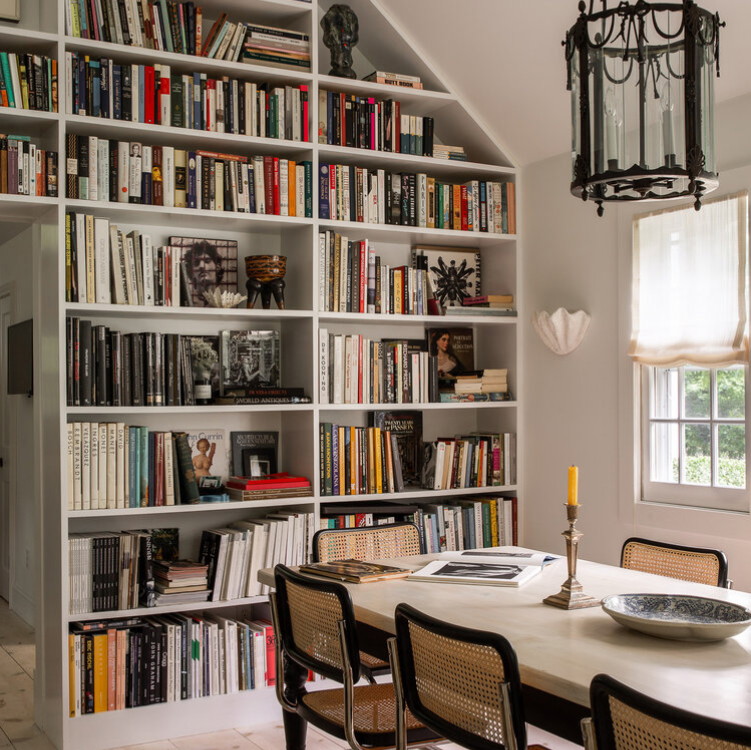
xmin=452 ymin=368 xmax=509 ymax=395
xmin=317 ymin=232 xmax=440 ymax=316
xmin=65 ymin=135 xmax=313 ymax=215
xmin=318 ymin=91 xmax=434 ymax=155
xmin=0 ymin=136 xmax=58 ymax=197
xmin=318 ymin=423 xmax=406 ymax=496
xmin=66 ymin=318 xmax=197 ymax=407
xmin=319 ymin=164 xmax=515 ymax=233
xmin=422 ymin=433 xmax=516 ymax=490
xmin=66 ymin=423 xmax=203 ymax=510
xmin=65 ymin=215 xmax=192 ymax=306
xmin=317 ymin=495 xmax=518 ymax=551
xmin=0 ymin=51 xmax=57 ymax=111
xmin=68 ymin=613 xmax=275 ymax=715
xmin=242 ymin=24 xmax=310 ymax=71
xmin=319 ymin=332 xmax=434 ymax=405
xmin=199 ymin=509 xmax=315 ymax=601
xmin=66 ymin=53 xmax=310 ymax=140
xmin=66 ymin=0 xmax=310 ymax=68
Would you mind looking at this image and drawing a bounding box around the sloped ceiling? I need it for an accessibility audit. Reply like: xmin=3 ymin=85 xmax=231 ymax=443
xmin=378 ymin=0 xmax=750 ymax=167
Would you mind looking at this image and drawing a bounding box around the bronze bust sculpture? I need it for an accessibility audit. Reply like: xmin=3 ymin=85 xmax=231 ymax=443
xmin=321 ymin=4 xmax=359 ymax=79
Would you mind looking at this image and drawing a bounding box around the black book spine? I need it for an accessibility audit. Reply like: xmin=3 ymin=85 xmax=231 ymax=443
xmin=110 ymin=330 xmax=122 ymax=407
xmin=400 ymin=173 xmax=410 ymax=226
xmin=122 ymin=65 xmax=132 ymax=122
xmin=79 ymin=319 xmax=92 ymax=407
xmin=82 ymin=633 xmax=94 ymax=713
xmin=66 ymin=133 xmax=78 ymax=199
xmin=131 ymin=333 xmax=144 ymax=406
xmin=112 ymin=65 xmax=122 ymax=120
xmin=127 ymin=630 xmax=139 ymax=708
xmin=165 ymin=333 xmax=176 ymax=406
xmin=121 ymin=333 xmax=132 ymax=406
xmin=99 ymin=58 xmax=109 ymax=119
xmin=423 ymin=116 xmax=434 ymax=157
xmin=66 ymin=317 xmax=74 ymax=405
xmin=109 ymin=139 xmax=118 ymax=202
xmin=154 ymin=331 xmax=164 ymax=406
xmin=139 ymin=533 xmax=156 ymax=607
xmin=144 ymin=332 xmax=155 ymax=406
xmin=72 ymin=316 xmax=81 ymax=406
xmin=408 ymin=174 xmax=417 ymax=226
xmin=117 ymin=1 xmax=131 ymax=45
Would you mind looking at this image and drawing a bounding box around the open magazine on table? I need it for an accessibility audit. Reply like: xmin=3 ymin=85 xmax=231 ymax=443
xmin=408 ymin=548 xmax=560 ymax=587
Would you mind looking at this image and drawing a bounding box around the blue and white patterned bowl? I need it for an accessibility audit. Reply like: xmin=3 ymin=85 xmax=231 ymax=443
xmin=602 ymin=593 xmax=751 ymax=642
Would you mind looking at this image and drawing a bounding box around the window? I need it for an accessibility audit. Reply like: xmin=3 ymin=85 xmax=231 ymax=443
xmin=631 ymin=192 xmax=749 ymax=511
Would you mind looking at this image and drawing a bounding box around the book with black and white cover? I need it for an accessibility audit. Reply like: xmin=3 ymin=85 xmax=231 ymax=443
xmin=408 ymin=549 xmax=559 ymax=587
xmin=219 ymin=329 xmax=280 ymax=395
xmin=168 ymin=236 xmax=239 ymax=307
xmin=412 ymin=245 xmax=481 ymax=308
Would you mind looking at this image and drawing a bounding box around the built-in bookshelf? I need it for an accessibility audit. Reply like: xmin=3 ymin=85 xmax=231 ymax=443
xmin=8 ymin=0 xmax=521 ymax=748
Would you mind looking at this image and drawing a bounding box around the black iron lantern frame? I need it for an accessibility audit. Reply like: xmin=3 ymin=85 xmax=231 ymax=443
xmin=565 ymin=0 xmax=723 ymax=216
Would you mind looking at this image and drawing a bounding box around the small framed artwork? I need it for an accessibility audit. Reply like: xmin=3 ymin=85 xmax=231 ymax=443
xmin=0 ymin=0 xmax=20 ymax=22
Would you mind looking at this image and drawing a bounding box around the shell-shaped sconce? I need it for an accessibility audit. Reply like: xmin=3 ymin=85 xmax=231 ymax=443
xmin=532 ymin=308 xmax=591 ymax=355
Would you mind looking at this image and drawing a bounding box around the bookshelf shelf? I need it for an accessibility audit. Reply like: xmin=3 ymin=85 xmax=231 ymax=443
xmin=317 ymin=219 xmax=514 ymax=247
xmin=64 ymin=36 xmax=314 ymax=83
xmin=66 ymin=115 xmax=313 ymax=156
xmin=25 ymin=0 xmax=521 ymax=746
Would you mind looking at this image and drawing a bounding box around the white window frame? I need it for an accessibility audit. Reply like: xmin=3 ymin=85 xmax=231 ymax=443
xmin=640 ymin=363 xmax=750 ymax=512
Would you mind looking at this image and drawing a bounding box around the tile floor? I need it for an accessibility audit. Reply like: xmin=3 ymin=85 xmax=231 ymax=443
xmin=0 ymin=600 xmax=581 ymax=750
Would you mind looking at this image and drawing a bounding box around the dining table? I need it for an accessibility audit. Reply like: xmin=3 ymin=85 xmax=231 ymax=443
xmin=258 ymin=548 xmax=751 ymax=749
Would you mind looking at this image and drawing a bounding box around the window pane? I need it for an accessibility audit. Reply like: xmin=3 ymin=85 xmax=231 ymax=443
xmin=683 ymin=368 xmax=710 ymax=418
xmin=682 ymin=423 xmax=711 ymax=485
xmin=718 ymin=424 xmax=746 ymax=489
xmin=717 ymin=366 xmax=745 ymax=419
xmin=651 ymin=422 xmax=679 ymax=483
xmin=651 ymin=368 xmax=678 ymax=419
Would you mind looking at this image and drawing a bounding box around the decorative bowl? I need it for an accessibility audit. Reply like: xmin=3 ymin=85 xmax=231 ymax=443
xmin=245 ymin=254 xmax=287 ymax=283
xmin=602 ymin=593 xmax=751 ymax=642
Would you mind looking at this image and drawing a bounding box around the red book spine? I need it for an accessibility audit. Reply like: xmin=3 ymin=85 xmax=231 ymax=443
xmin=195 ymin=7 xmax=203 ymax=55
xmin=300 ymin=85 xmax=309 ymax=142
xmin=144 ymin=66 xmax=156 ymax=124
xmin=263 ymin=156 xmax=274 ymax=214
xmin=158 ymin=68 xmax=170 ymax=125
xmin=272 ymin=157 xmax=280 ymax=215
xmin=152 ymin=145 xmax=163 ymax=205
xmin=264 ymin=622 xmax=276 ymax=687
xmin=394 ymin=101 xmax=401 ymax=153
xmin=359 ymin=240 xmax=366 ymax=313
xmin=205 ymin=79 xmax=215 ymax=130
xmin=368 ymin=98 xmax=376 ymax=150
xmin=460 ymin=185 xmax=469 ymax=231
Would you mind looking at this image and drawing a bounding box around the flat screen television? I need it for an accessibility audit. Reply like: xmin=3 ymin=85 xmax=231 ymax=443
xmin=7 ymin=318 xmax=33 ymax=396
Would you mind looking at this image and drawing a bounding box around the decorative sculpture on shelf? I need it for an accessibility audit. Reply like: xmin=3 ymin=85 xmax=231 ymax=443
xmin=321 ymin=4 xmax=359 ymax=79
xmin=532 ymin=308 xmax=590 ymax=355
xmin=245 ymin=255 xmax=287 ymax=309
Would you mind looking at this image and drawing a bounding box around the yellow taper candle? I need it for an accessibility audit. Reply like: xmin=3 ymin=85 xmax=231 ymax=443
xmin=567 ymin=465 xmax=579 ymax=505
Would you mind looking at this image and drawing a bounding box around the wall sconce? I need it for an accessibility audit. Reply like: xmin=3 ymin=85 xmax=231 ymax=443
xmin=533 ymin=308 xmax=591 ymax=355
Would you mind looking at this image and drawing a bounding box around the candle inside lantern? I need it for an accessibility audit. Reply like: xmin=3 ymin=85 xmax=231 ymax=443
xmin=567 ymin=465 xmax=579 ymax=505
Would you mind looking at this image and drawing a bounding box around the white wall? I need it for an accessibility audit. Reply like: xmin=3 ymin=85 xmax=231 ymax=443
xmin=521 ymin=93 xmax=751 ymax=589
xmin=0 ymin=225 xmax=38 ymax=624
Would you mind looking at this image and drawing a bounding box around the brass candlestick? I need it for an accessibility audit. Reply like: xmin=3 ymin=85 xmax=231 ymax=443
xmin=543 ymin=503 xmax=600 ymax=609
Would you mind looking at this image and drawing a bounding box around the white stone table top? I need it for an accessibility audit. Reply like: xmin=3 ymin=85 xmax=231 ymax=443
xmin=260 ymin=548 xmax=751 ymax=724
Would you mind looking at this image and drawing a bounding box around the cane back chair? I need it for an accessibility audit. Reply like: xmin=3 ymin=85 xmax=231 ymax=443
xmin=270 ymin=564 xmax=441 ymax=750
xmin=581 ymin=673 xmax=751 ymax=750
xmin=312 ymin=522 xmax=424 ymax=682
xmin=620 ymin=537 xmax=730 ymax=588
xmin=389 ymin=603 xmax=547 ymax=750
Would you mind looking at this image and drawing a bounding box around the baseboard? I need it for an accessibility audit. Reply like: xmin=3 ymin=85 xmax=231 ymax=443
xmin=11 ymin=585 xmax=34 ymax=627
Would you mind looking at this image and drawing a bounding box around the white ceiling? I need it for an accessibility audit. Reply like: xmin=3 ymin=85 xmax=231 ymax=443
xmin=378 ymin=0 xmax=751 ymax=166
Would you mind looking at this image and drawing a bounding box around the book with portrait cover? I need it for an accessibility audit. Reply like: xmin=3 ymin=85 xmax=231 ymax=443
xmin=369 ymin=411 xmax=422 ymax=486
xmin=168 ymin=236 xmax=239 ymax=306
xmin=185 ymin=428 xmax=229 ymax=481
xmin=219 ymin=330 xmax=280 ymax=395
xmin=412 ymin=244 xmax=481 ymax=308
xmin=425 ymin=327 xmax=475 ymax=386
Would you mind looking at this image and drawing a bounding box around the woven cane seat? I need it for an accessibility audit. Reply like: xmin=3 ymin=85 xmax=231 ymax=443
xmin=312 ymin=523 xmax=423 ymax=564
xmin=621 ymin=538 xmax=729 ymax=587
xmin=586 ymin=674 xmax=751 ymax=750
xmin=300 ymin=682 xmax=437 ymax=746
xmin=359 ymin=650 xmax=388 ymax=669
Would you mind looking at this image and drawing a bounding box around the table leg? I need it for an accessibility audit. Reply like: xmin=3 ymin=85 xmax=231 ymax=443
xmin=282 ymin=654 xmax=309 ymax=750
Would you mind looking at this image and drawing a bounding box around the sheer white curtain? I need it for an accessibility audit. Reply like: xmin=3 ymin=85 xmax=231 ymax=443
xmin=630 ymin=191 xmax=749 ymax=366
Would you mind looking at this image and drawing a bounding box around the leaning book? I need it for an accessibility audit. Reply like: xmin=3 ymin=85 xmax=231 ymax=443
xmin=299 ymin=559 xmax=412 ymax=583
xmin=408 ymin=550 xmax=557 ymax=587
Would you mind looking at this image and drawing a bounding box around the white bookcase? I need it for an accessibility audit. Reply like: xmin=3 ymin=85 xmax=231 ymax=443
xmin=0 ymin=0 xmax=521 ymax=747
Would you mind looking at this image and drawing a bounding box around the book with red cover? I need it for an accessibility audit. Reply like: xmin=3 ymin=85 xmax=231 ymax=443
xmin=225 ymin=473 xmax=311 ymax=490
xmin=144 ymin=66 xmax=156 ymax=124
xmin=263 ymin=156 xmax=274 ymax=215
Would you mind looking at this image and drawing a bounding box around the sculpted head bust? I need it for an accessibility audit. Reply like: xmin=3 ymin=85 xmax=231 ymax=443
xmin=321 ymin=4 xmax=359 ymax=78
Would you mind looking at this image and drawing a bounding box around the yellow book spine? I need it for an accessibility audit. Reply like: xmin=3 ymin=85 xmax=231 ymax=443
xmin=68 ymin=633 xmax=77 ymax=717
xmin=92 ymin=633 xmax=108 ymax=713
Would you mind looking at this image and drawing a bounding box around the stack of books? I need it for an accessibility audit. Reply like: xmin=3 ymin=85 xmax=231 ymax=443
xmin=433 ymin=144 xmax=467 ymax=161
xmin=455 ymin=294 xmax=517 ymax=316
xmin=437 ymin=369 xmax=511 ymax=403
xmin=363 ymin=71 xmax=423 ymax=90
xmin=242 ymin=24 xmax=311 ymax=70
xmin=153 ymin=559 xmax=210 ymax=605
xmin=225 ymin=473 xmax=313 ymax=501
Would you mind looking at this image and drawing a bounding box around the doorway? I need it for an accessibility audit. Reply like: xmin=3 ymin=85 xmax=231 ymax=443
xmin=0 ymin=285 xmax=15 ymax=603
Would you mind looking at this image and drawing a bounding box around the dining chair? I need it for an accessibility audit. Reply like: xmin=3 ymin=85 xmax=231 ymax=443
xmin=581 ymin=673 xmax=751 ymax=749
xmin=312 ymin=522 xmax=424 ymax=683
xmin=270 ymin=564 xmax=441 ymax=750
xmin=389 ymin=602 xmax=547 ymax=750
xmin=620 ymin=537 xmax=731 ymax=588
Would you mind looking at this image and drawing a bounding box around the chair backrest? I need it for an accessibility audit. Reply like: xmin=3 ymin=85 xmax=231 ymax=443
xmin=273 ymin=564 xmax=361 ymax=683
xmin=620 ymin=537 xmax=729 ymax=588
xmin=312 ymin=522 xmax=423 ymax=563
xmin=587 ymin=673 xmax=751 ymax=749
xmin=393 ymin=602 xmax=527 ymax=750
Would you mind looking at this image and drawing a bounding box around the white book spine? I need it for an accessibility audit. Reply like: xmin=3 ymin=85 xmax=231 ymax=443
xmin=295 ymin=164 xmax=305 ymax=217
xmin=93 ymin=216 xmax=110 ymax=304
xmin=97 ymin=140 xmax=108 ymax=203
xmin=332 ymin=334 xmax=343 ymax=404
xmin=171 ymin=247 xmax=180 ymax=306
xmin=87 ymin=136 xmax=98 ymax=202
xmin=124 ymin=234 xmax=138 ymax=304
xmin=72 ymin=422 xmax=82 ymax=510
xmin=97 ymin=423 xmax=107 ymax=509
xmin=89 ymin=420 xmax=98 ymax=510
xmin=319 ymin=328 xmax=328 ymax=404
xmin=106 ymin=422 xmax=116 ymax=509
xmin=163 ymin=431 xmax=175 ymax=505
xmin=317 ymin=233 xmax=326 ymax=310
xmin=116 ymin=141 xmax=129 ymax=202
xmin=115 ymin=422 xmax=125 ymax=509
xmin=279 ymin=159 xmax=288 ymax=216
xmin=162 ymin=146 xmax=175 ymax=207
